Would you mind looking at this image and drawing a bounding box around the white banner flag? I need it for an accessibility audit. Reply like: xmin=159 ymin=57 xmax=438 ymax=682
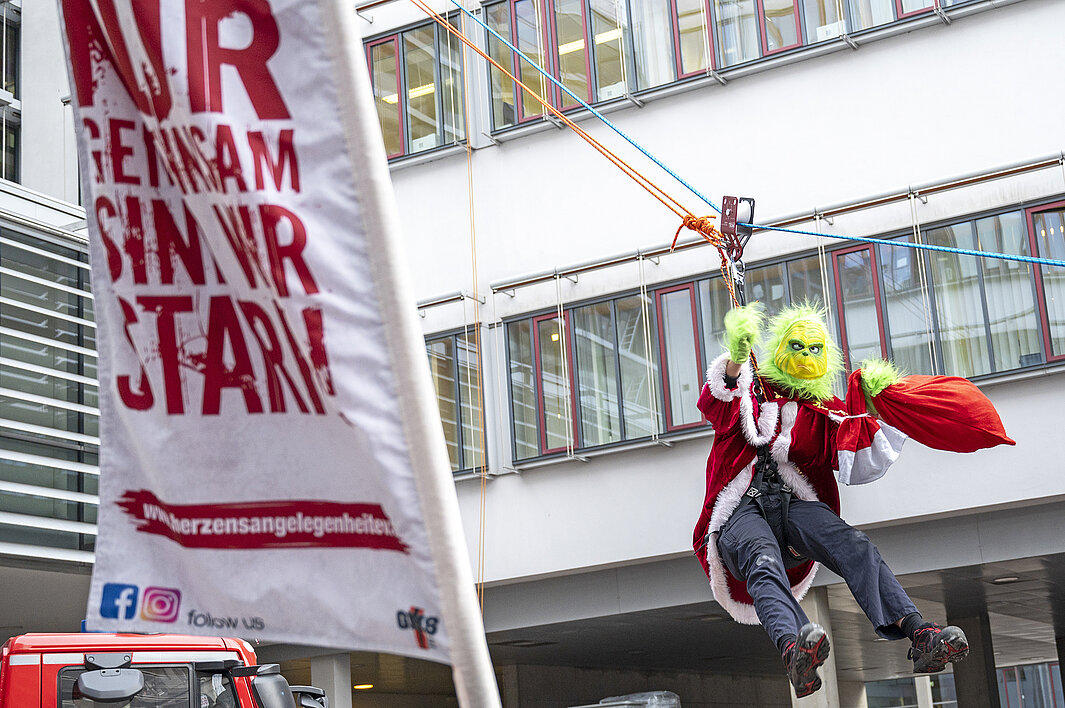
xmin=58 ymin=0 xmax=495 ymax=689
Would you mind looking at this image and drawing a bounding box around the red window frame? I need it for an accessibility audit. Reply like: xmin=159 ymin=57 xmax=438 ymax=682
xmin=509 ymin=0 xmax=552 ymax=124
xmin=895 ymin=0 xmax=936 ymax=20
xmin=365 ymin=37 xmax=405 ymax=159
xmin=531 ymin=312 xmax=580 ymax=454
xmin=654 ymin=283 xmax=706 ymax=433
xmin=757 ymin=0 xmax=803 ymax=55
xmin=545 ymin=0 xmax=594 ymax=110
xmin=832 ymin=244 xmax=888 ymax=370
xmin=1025 ymin=199 xmax=1065 ymax=363
xmin=671 ymin=0 xmax=717 ymax=79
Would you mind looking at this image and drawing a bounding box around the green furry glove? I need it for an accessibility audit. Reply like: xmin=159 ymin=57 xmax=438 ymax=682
xmin=723 ymin=305 xmax=764 ymax=365
xmin=859 ymin=358 xmax=901 ymax=408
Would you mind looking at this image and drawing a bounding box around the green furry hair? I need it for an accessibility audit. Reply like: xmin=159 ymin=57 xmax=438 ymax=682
xmin=758 ymin=302 xmax=843 ymax=402
xmin=723 ymin=304 xmax=764 ymax=364
xmin=859 ymin=358 xmax=901 ymax=398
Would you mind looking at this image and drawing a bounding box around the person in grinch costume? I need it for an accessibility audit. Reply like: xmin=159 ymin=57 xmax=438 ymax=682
xmin=693 ymin=303 xmax=1014 ymax=698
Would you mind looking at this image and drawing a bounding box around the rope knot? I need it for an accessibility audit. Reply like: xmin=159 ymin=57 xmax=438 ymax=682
xmin=672 ymin=214 xmax=721 ymax=251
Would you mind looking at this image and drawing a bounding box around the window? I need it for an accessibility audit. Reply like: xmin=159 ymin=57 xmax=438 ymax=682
xmin=366 ymin=16 xmax=465 ymax=159
xmin=59 ymin=665 xmax=191 ymax=707
xmin=2 ymin=10 xmax=16 ymax=99
xmin=1030 ymin=202 xmax=1065 ymax=360
xmin=426 ymin=331 xmax=486 ymax=473
xmin=656 ymin=284 xmax=703 ymax=430
xmin=0 ymin=231 xmax=97 ymax=553
xmin=508 ymin=294 xmax=660 ymax=459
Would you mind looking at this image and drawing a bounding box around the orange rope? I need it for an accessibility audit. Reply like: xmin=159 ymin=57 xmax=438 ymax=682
xmin=406 ymin=0 xmax=723 ymax=251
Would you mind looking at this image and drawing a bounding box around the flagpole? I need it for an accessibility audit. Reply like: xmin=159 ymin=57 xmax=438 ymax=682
xmin=317 ymin=2 xmax=501 ymax=705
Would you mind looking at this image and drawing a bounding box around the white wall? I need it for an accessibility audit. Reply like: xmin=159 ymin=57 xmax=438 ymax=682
xmin=20 ymin=0 xmax=80 ymax=203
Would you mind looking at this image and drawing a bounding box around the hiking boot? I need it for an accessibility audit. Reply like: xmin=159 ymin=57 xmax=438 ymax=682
xmin=908 ymin=623 xmax=969 ymax=673
xmin=783 ymin=622 xmax=831 ymax=698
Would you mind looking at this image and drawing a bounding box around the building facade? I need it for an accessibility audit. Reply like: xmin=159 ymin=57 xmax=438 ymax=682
xmin=3 ymin=0 xmax=1065 ymax=707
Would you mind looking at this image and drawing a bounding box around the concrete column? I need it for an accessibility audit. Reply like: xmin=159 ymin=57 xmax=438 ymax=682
xmin=915 ymin=675 xmax=933 ymax=708
xmin=310 ymin=653 xmax=352 ymax=708
xmin=943 ymin=610 xmax=997 ymax=708
xmin=792 ymin=587 xmax=839 ymax=707
xmin=838 ymin=680 xmax=869 ymax=708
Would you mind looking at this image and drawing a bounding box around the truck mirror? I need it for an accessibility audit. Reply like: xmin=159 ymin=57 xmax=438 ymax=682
xmin=76 ymin=668 xmax=145 ymax=702
xmin=251 ymin=673 xmax=298 ymax=708
xmin=290 ymin=685 xmax=329 ymax=708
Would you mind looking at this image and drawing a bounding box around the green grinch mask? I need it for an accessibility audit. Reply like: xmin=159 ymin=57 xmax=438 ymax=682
xmin=759 ymin=304 xmax=843 ymax=402
xmin=773 ymin=321 xmax=828 ymax=380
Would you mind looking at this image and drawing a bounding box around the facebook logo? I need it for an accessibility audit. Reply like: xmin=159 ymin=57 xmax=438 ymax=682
xmin=100 ymin=583 xmax=139 ymax=620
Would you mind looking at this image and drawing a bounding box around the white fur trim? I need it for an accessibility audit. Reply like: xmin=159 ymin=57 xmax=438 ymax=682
xmin=707 ymin=353 xmax=750 ymax=402
xmin=837 ymin=421 xmax=908 ymax=485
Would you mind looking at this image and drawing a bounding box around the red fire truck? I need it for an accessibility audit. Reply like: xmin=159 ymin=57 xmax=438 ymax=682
xmin=0 ymin=633 xmax=326 ymax=708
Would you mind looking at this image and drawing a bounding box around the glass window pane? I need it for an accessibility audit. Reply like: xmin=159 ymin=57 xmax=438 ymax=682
xmin=487 ymin=3 xmax=519 ymax=129
xmin=404 ymin=26 xmax=440 ymax=153
xmin=846 ymin=0 xmax=894 ymax=31
xmin=60 ymin=666 xmax=190 ymax=707
xmin=457 ymin=332 xmax=485 ymax=470
xmin=929 ymin=672 xmax=956 ymax=706
xmin=877 ymin=239 xmax=933 ymax=375
xmin=590 ymin=0 xmax=627 ymax=101
xmin=803 ymin=0 xmax=845 ymax=42
xmin=426 ymin=337 xmax=460 ymax=471
xmin=925 ymin=223 xmax=992 ymax=377
xmin=631 ymin=0 xmax=676 ymax=89
xmin=538 ymin=316 xmax=574 ymax=449
xmin=746 ymin=263 xmax=787 ymax=317
xmin=0 ymin=334 xmax=91 ymax=378
xmin=3 ymin=124 xmax=16 ymax=183
xmin=1 ymin=302 xmax=86 ymax=347
xmin=441 ymin=17 xmax=466 ymax=144
xmin=837 ymin=249 xmax=882 ymax=367
xmin=507 ymin=320 xmax=540 ymax=459
xmin=677 ymin=0 xmax=711 ymax=74
xmin=0 ymin=395 xmax=84 ymax=433
xmin=787 ymin=255 xmax=827 ymax=308
xmin=0 ymin=364 xmax=84 ymax=405
xmin=763 ymin=0 xmax=799 ymax=51
xmin=371 ymin=40 xmax=403 ymax=156
xmin=1033 ymin=207 xmax=1065 ymax=357
xmin=573 ymin=302 xmax=622 ymax=446
xmin=659 ymin=288 xmax=701 ymax=427
xmin=975 ymin=212 xmax=1041 ymax=371
xmin=714 ymin=0 xmax=759 ymax=67
xmin=864 ymin=677 xmax=919 ymax=708
xmin=554 ymin=0 xmax=590 ymax=105
xmin=4 ymin=22 xmax=17 ymax=99
xmin=899 ymin=0 xmax=933 ymax=13
xmin=699 ymin=277 xmax=732 ymax=360
xmin=615 ymin=295 xmax=658 ymax=438
xmin=516 ymin=0 xmax=547 ymax=119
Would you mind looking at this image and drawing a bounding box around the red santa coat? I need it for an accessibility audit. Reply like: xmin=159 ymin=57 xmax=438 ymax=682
xmin=693 ymin=354 xmax=1014 ymax=625
xmin=692 ymin=354 xmax=905 ymax=624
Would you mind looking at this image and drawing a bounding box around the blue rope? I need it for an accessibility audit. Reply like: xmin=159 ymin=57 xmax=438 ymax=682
xmin=447 ymin=0 xmax=720 ymax=213
xmin=446 ymin=1 xmax=1065 ymax=270
xmin=738 ymin=222 xmax=1065 ymax=269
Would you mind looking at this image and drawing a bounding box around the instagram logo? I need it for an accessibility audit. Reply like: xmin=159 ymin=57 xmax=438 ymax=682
xmin=140 ymin=587 xmax=182 ymax=622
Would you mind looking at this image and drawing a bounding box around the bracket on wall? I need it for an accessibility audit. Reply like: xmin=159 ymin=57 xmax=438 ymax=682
xmin=480 ymin=131 xmax=501 ymax=147
xmin=707 ymin=69 xmax=728 ymax=86
xmin=624 ymin=93 xmax=645 ymax=108
xmin=356 ymin=9 xmax=373 ymax=23
xmin=933 ymin=2 xmax=952 ymax=24
xmin=910 ymin=190 xmax=928 ymax=205
xmin=545 ymin=114 xmax=565 ymax=129
xmin=842 ymin=34 xmax=859 ymax=50
xmin=813 ymin=210 xmax=833 ymax=226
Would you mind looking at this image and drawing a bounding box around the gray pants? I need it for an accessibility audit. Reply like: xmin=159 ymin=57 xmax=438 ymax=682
xmin=716 ymin=497 xmax=917 ymax=647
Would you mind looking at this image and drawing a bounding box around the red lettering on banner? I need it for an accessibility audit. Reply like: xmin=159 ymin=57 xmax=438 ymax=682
xmin=109 ymin=119 xmax=141 ymax=185
xmin=198 ymin=295 xmax=265 ymax=415
xmin=215 ymin=125 xmax=249 ymax=193
xmin=118 ymin=490 xmax=410 ymax=552
xmin=213 ymin=204 xmax=264 ymax=289
xmin=301 ymin=307 xmax=335 ymax=396
xmin=260 ymin=204 xmax=317 ymax=296
xmin=238 ymin=301 xmax=310 ymax=414
xmin=95 ymin=196 xmax=124 ymax=283
xmin=154 ymin=200 xmax=207 ymax=286
xmin=62 ymin=0 xmax=172 ymax=117
xmin=185 ymin=0 xmax=290 ymax=120
xmin=116 ymin=297 xmax=155 ymax=410
xmin=249 ymin=129 xmax=299 ymax=192
xmin=137 ymin=295 xmax=196 ymax=414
